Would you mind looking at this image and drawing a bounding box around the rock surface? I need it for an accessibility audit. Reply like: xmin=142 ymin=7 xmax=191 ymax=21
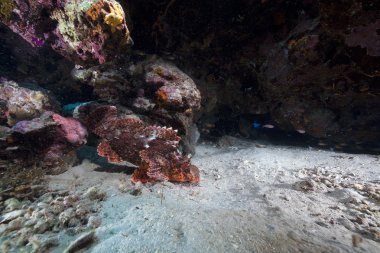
xmin=0 ymin=0 xmax=133 ymax=65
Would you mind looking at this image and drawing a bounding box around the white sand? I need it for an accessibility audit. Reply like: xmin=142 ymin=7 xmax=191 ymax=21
xmin=48 ymin=136 xmax=380 ymax=253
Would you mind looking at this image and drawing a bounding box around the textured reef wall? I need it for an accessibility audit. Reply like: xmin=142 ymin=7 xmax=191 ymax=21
xmin=0 ymin=1 xmax=202 ymax=182
xmin=1 ymin=0 xmax=380 ymax=150
xmin=124 ymin=0 xmax=380 ymax=147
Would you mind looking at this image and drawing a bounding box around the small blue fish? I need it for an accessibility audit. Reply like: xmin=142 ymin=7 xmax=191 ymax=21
xmin=252 ymin=120 xmax=261 ymax=129
xmin=62 ymin=102 xmax=89 ymax=116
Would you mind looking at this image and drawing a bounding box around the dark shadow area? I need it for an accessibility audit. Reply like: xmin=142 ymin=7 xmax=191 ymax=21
xmin=76 ymin=145 xmax=136 ymax=174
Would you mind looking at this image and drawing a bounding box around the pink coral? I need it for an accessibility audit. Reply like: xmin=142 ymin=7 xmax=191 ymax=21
xmin=52 ymin=113 xmax=87 ymax=145
xmin=8 ymin=111 xmax=87 ymax=168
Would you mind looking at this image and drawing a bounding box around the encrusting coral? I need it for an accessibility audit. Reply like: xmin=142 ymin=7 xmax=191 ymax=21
xmin=145 ymin=60 xmax=201 ymax=111
xmin=102 ymin=0 xmax=125 ymax=33
xmin=0 ymin=79 xmax=86 ymax=170
xmin=0 ymin=79 xmax=59 ymax=126
xmin=0 ymin=0 xmax=132 ymax=65
xmin=76 ymin=103 xmax=200 ymax=183
xmin=4 ymin=111 xmax=87 ymax=169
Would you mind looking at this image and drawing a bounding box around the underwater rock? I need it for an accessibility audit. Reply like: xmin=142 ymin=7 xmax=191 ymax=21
xmin=76 ymin=103 xmax=200 ymax=183
xmin=71 ymin=57 xmax=201 ymax=154
xmin=0 ymin=79 xmax=59 ymax=126
xmin=71 ymin=57 xmax=201 ymax=112
xmin=83 ymin=187 xmax=106 ymax=201
xmin=87 ymin=216 xmax=101 ymax=229
xmin=4 ymin=111 xmax=87 ymax=169
xmin=123 ymin=0 xmax=380 ymax=146
xmin=0 ymin=0 xmax=133 ymax=65
xmin=71 ymin=64 xmax=132 ymax=103
xmin=144 ymin=60 xmax=201 ymax=111
xmin=261 ymin=1 xmax=380 ymax=144
xmin=4 ymin=198 xmax=22 ymax=211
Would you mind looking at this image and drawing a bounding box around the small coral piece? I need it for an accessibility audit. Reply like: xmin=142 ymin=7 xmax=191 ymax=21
xmin=77 ymin=103 xmax=200 ymax=184
xmin=103 ymin=1 xmax=125 ymax=33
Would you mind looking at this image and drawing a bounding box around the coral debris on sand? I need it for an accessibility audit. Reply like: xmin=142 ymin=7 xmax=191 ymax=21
xmin=0 ymin=0 xmax=132 ymax=65
xmin=0 ymin=187 xmax=105 ymax=252
xmin=77 ymin=103 xmax=200 ymax=183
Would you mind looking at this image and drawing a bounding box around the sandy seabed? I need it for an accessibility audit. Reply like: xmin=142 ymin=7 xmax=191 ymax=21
xmin=15 ymin=137 xmax=380 ymax=252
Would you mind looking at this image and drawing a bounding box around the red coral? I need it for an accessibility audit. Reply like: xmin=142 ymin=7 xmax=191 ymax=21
xmin=77 ymin=103 xmax=200 ymax=184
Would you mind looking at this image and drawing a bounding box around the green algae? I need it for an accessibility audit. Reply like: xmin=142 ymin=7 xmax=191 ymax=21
xmin=0 ymin=0 xmax=15 ymax=23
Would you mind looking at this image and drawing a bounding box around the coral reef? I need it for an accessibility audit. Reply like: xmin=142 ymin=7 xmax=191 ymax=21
xmin=260 ymin=1 xmax=380 ymax=144
xmin=0 ymin=0 xmax=379 ymax=180
xmin=72 ymin=57 xmax=201 ymax=154
xmin=144 ymin=60 xmax=201 ymax=111
xmin=76 ymin=103 xmax=200 ymax=183
xmin=2 ymin=111 xmax=87 ymax=169
xmin=0 ymin=79 xmax=59 ymax=126
xmin=0 ymin=0 xmax=132 ymax=65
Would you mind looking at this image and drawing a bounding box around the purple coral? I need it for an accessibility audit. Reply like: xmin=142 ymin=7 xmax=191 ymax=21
xmin=1 ymin=0 xmax=133 ymax=65
xmin=31 ymin=37 xmax=45 ymax=47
